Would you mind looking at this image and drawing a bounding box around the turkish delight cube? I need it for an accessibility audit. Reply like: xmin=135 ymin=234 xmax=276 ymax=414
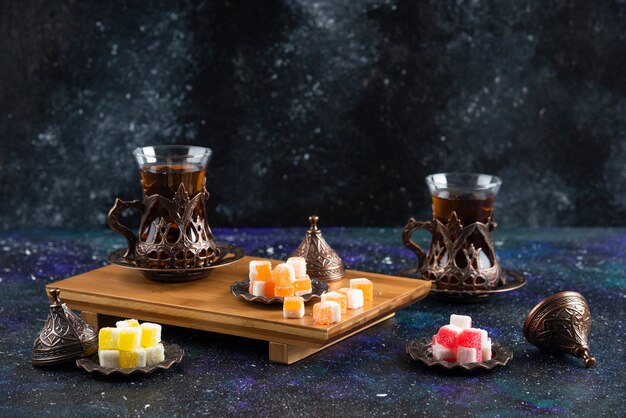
xmin=119 ymin=347 xmax=146 ymax=368
xmin=98 ymin=349 xmax=119 ymax=368
xmin=140 ymin=323 xmax=162 ymax=348
xmin=350 ymin=278 xmax=373 ymax=301
xmin=432 ymin=343 xmax=456 ymax=362
xmin=117 ymin=327 xmax=141 ymax=351
xmin=116 ymin=319 xmax=140 ymax=328
xmin=456 ymin=346 xmax=479 ymax=363
xmin=98 ymin=327 xmax=119 ymax=350
xmin=293 ymin=275 xmax=312 ymax=296
xmin=436 ymin=324 xmax=462 ymax=349
xmin=274 ymin=285 xmax=295 ymax=297
xmin=321 ymin=291 xmax=347 ymax=314
xmin=283 ymin=296 xmax=305 ymax=319
xmin=450 ymin=314 xmax=472 ymax=330
xmin=344 ymin=288 xmax=364 ymax=310
xmin=482 ymin=337 xmax=492 ymax=361
xmin=457 ymin=328 xmax=483 ymax=350
xmin=249 ymin=260 xmax=272 ymax=281
xmin=313 ymin=301 xmax=341 ymax=325
xmin=286 ymin=257 xmax=307 ymax=278
xmin=271 ymin=263 xmax=296 ymax=286
xmin=250 ymin=280 xmax=266 ymax=297
xmin=145 ymin=343 xmax=165 ymax=366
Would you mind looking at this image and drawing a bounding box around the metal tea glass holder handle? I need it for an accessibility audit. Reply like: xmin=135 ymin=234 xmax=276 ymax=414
xmin=108 ymin=198 xmax=144 ymax=257
xmin=401 ymin=218 xmax=434 ymax=271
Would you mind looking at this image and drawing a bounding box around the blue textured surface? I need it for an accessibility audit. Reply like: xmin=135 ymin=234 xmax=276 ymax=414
xmin=0 ymin=227 xmax=624 ymax=417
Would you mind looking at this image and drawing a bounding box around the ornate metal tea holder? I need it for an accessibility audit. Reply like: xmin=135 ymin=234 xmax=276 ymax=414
xmin=289 ymin=215 xmax=345 ymax=282
xmin=32 ymin=288 xmax=98 ymax=366
xmin=400 ymin=212 xmax=526 ymax=302
xmin=108 ymin=181 xmax=243 ymax=282
xmin=524 ymin=291 xmax=596 ymax=368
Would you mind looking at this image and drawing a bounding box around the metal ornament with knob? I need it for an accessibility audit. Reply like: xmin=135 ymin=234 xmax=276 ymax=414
xmin=32 ymin=288 xmax=98 ymax=366
xmin=289 ymin=215 xmax=345 ymax=282
xmin=524 ymin=291 xmax=596 ymax=368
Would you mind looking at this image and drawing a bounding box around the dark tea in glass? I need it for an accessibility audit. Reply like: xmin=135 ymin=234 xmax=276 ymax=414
xmin=108 ymin=145 xmax=219 ymax=269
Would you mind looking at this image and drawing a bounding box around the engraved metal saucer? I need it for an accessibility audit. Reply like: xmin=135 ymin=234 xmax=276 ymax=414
xmin=397 ymin=267 xmax=527 ymax=303
xmin=406 ymin=336 xmax=513 ymax=371
xmin=108 ymin=242 xmax=244 ymax=282
xmin=230 ymin=279 xmax=328 ymax=305
xmin=76 ymin=342 xmax=184 ymax=376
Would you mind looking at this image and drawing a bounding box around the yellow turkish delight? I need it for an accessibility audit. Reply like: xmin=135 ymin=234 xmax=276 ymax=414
xmin=119 ymin=348 xmax=146 ymax=368
xmin=117 ymin=327 xmax=141 ymax=351
xmin=98 ymin=327 xmax=119 ymax=350
xmin=116 ymin=319 xmax=140 ymax=328
xmin=140 ymin=323 xmax=162 ymax=348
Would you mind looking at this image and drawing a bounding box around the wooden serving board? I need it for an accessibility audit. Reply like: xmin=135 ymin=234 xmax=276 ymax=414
xmin=47 ymin=257 xmax=430 ymax=364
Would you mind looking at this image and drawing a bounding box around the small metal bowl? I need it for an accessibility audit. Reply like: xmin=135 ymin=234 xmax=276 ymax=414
xmin=406 ymin=336 xmax=513 ymax=371
xmin=230 ymin=279 xmax=328 ymax=305
xmin=76 ymin=342 xmax=184 ymax=376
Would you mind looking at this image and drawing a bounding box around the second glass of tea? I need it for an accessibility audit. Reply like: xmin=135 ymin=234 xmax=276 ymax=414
xmin=402 ymin=172 xmax=503 ymax=290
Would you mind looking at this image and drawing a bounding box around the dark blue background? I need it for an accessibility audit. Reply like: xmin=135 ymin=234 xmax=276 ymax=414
xmin=1 ymin=0 xmax=625 ymax=229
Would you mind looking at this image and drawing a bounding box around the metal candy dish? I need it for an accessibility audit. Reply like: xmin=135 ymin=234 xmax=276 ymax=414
xmin=231 ymin=278 xmax=328 ymax=305
xmin=406 ymin=336 xmax=513 ymax=371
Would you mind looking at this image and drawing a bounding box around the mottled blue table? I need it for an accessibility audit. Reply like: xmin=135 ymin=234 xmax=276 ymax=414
xmin=1 ymin=228 xmax=624 ymax=417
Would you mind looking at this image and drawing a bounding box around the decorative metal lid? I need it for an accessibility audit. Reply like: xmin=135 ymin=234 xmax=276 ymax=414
xmin=32 ymin=288 xmax=98 ymax=366
xmin=524 ymin=291 xmax=596 ymax=368
xmin=289 ymin=215 xmax=345 ymax=282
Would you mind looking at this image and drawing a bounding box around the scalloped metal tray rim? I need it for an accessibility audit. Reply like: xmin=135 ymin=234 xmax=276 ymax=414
xmin=75 ymin=342 xmax=184 ymax=376
xmin=406 ymin=336 xmax=513 ymax=371
xmin=230 ymin=278 xmax=328 ymax=305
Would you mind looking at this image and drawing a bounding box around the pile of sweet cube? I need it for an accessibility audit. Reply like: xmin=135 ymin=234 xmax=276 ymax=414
xmin=431 ymin=314 xmax=492 ymax=363
xmin=97 ymin=319 xmax=165 ymax=368
xmin=284 ymin=278 xmax=374 ymax=325
xmin=248 ymin=257 xmax=312 ymax=298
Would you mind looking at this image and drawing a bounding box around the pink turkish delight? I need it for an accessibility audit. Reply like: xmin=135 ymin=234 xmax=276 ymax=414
xmin=429 ymin=315 xmax=494 ymax=364
xmin=436 ymin=324 xmax=462 ymax=349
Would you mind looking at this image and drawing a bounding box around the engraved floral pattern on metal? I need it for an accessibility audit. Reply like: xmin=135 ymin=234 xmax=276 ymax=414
xmin=524 ymin=291 xmax=596 ymax=368
xmin=108 ymin=242 xmax=244 ymax=282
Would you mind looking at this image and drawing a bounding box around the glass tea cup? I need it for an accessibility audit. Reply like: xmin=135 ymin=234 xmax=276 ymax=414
xmin=108 ymin=145 xmax=219 ymax=269
xmin=402 ymin=172 xmax=503 ymax=290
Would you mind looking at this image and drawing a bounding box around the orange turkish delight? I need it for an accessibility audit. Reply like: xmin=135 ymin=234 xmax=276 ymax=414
xmin=249 ymin=260 xmax=272 ymax=281
xmin=274 ymin=285 xmax=295 ymax=297
xmin=271 ymin=263 xmax=296 ymax=286
xmin=313 ymin=301 xmax=341 ymax=325
xmin=321 ymin=291 xmax=347 ymax=314
xmin=293 ymin=275 xmax=312 ymax=296
xmin=350 ymin=278 xmax=373 ymax=301
xmin=283 ymin=296 xmax=305 ymax=319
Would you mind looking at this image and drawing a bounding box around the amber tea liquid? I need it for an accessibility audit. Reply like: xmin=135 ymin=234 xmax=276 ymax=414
xmin=139 ymin=164 xmax=207 ymax=247
xmin=432 ymin=194 xmax=495 ymax=226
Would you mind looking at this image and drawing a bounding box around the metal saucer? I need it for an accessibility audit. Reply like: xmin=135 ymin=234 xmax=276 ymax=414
xmin=76 ymin=342 xmax=184 ymax=376
xmin=108 ymin=242 xmax=244 ymax=282
xmin=406 ymin=336 xmax=513 ymax=371
xmin=397 ymin=267 xmax=527 ymax=303
xmin=231 ymin=279 xmax=328 ymax=305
